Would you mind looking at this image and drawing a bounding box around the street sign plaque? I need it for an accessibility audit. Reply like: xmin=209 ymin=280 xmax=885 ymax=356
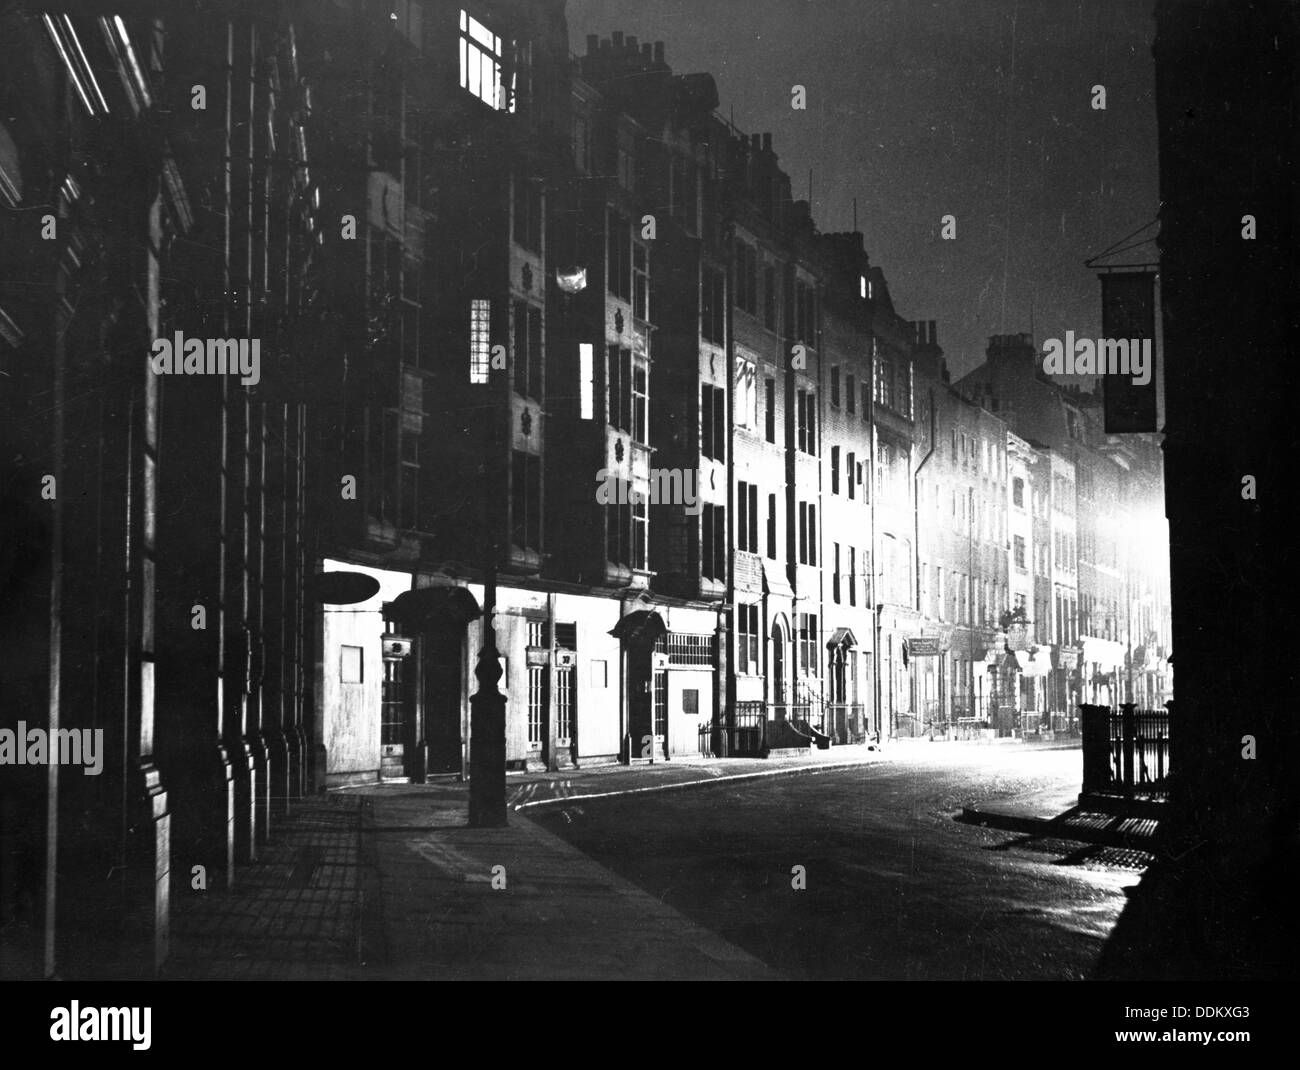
xmin=908 ymin=636 xmax=941 ymax=657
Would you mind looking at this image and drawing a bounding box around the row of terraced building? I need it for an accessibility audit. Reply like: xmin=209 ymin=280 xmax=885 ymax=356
xmin=0 ymin=0 xmax=1169 ymax=978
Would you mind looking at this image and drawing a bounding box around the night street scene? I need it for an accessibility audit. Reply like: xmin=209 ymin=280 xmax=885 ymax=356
xmin=0 ymin=0 xmax=1295 ymax=1042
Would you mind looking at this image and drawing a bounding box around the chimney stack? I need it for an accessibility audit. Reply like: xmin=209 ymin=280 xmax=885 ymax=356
xmin=641 ymin=42 xmax=652 ymax=59
xmin=654 ymin=41 xmax=665 ymax=64
xmin=612 ymin=30 xmax=623 ymax=49
xmin=627 ymin=35 xmax=638 ymax=52
xmin=751 ymin=132 xmax=761 ymax=150
xmin=586 ymin=34 xmax=598 ymax=55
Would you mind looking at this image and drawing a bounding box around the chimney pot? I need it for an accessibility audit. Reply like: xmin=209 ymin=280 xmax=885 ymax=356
xmin=586 ymin=34 xmax=598 ymax=55
xmin=751 ymin=133 xmax=761 ymax=149
xmin=763 ymin=132 xmax=772 ymax=152
xmin=654 ymin=41 xmax=665 ymax=63
xmin=627 ymin=35 xmax=638 ymax=52
xmin=641 ymin=43 xmax=652 ymax=58
xmin=612 ymin=30 xmax=623 ymax=49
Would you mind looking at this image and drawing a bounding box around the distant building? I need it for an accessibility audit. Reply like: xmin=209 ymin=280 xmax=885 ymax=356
xmin=912 ymin=328 xmax=1012 ymax=732
xmin=957 ymin=332 xmax=1172 ymax=722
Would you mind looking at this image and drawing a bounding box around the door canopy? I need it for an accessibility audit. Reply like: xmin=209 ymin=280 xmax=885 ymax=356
xmin=609 ymin=609 xmax=667 ymax=645
xmin=385 ymin=585 xmax=482 ymax=631
xmin=826 ymin=627 xmax=858 ymax=649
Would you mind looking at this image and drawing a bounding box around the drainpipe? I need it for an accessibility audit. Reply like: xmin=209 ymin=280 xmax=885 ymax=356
xmin=868 ymin=338 xmax=878 ymax=740
xmin=913 ymin=389 xmax=935 ymax=604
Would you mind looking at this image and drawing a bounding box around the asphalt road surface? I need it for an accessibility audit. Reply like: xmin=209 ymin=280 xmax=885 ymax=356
xmin=530 ymin=744 xmax=1145 ymax=981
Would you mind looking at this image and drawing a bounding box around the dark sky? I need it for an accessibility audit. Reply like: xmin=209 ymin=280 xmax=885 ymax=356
xmin=567 ymin=0 xmax=1159 ymax=379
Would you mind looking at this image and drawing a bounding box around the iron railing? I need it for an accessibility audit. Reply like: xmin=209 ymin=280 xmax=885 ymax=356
xmin=825 ymin=703 xmax=867 ymax=744
xmin=1081 ymin=702 xmax=1171 ymax=799
xmin=699 ymin=700 xmax=769 ymax=757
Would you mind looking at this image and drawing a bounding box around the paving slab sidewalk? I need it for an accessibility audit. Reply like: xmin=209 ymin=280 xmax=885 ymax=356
xmin=164 ymin=796 xmax=368 ymax=981
xmin=166 ymin=750 xmax=891 ymax=980
xmin=351 ymin=783 xmax=780 ymax=980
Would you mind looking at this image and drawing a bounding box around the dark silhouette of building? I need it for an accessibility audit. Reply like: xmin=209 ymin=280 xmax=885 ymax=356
xmin=0 ymin=3 xmax=320 ymax=978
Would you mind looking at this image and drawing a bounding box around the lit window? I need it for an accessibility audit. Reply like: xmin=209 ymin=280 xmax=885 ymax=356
xmin=469 ymin=298 xmax=491 ymax=383
xmin=459 ymin=9 xmax=508 ymax=111
xmin=579 ymin=343 xmax=594 ymax=419
xmin=860 ymin=275 xmax=867 ymax=299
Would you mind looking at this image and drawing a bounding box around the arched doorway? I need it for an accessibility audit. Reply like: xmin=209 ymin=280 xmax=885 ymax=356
xmin=771 ymin=618 xmax=788 ymax=716
xmin=826 ymin=628 xmax=858 ymax=743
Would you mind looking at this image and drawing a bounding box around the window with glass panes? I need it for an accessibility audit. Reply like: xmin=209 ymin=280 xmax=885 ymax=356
xmin=737 ymin=603 xmax=760 ymax=674
xmin=606 ymin=480 xmax=633 ymax=566
xmin=513 ymin=301 xmax=542 ymax=399
xmin=469 ymin=298 xmax=491 ymax=383
xmin=632 ymin=357 xmax=648 ymax=443
xmin=796 ymin=389 xmax=817 ymax=455
xmin=607 ymin=345 xmax=632 ymax=432
xmin=701 ymin=503 xmax=726 ymax=581
xmin=511 ymin=451 xmax=541 ymax=552
xmin=798 ymin=502 xmax=817 ymax=565
xmin=799 ymin=613 xmax=820 ymax=675
xmin=459 ymin=9 xmax=508 ymax=111
xmin=526 ymin=620 xmax=546 ymax=747
xmin=767 ymin=493 xmax=777 ymax=559
xmin=702 ymin=267 xmax=725 ymax=344
xmin=874 ymin=355 xmax=893 ymax=409
xmin=381 ymin=655 xmax=406 ymax=745
xmin=607 ymin=211 xmax=630 ymax=298
xmin=737 ymin=481 xmax=759 ymax=553
xmin=632 ymin=240 xmax=649 ymax=320
xmin=735 ymin=356 xmax=757 ymax=430
xmin=512 ymin=176 xmax=541 ymax=251
xmin=701 ymin=384 xmax=726 ymax=461
xmin=631 ymin=493 xmax=647 ymax=570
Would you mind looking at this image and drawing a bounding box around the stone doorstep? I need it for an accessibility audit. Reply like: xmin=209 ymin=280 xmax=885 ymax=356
xmin=959 ymin=801 xmax=1163 ymax=852
xmin=1077 ymin=792 xmax=1169 ymax=820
